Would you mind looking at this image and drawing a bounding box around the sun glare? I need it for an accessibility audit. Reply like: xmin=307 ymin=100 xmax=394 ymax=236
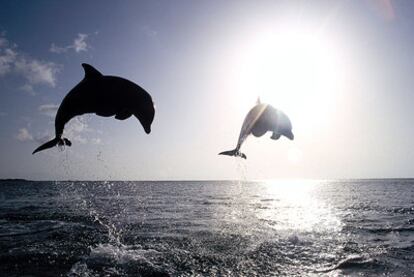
xmin=259 ymin=180 xmax=343 ymax=233
xmin=232 ymin=26 xmax=345 ymax=137
xmin=287 ymin=146 xmax=303 ymax=164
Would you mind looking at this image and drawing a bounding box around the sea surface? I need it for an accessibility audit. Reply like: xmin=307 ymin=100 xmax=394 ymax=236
xmin=1 ymin=179 xmax=414 ymax=276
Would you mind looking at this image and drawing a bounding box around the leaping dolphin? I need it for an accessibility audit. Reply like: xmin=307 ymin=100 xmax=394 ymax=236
xmin=219 ymin=99 xmax=294 ymax=159
xmin=32 ymin=63 xmax=155 ymax=154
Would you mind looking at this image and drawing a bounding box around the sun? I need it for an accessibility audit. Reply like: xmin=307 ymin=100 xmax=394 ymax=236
xmin=232 ymin=26 xmax=345 ymax=137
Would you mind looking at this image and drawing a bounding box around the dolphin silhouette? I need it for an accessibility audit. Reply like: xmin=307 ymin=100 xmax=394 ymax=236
xmin=219 ymin=99 xmax=294 ymax=159
xmin=32 ymin=63 xmax=155 ymax=154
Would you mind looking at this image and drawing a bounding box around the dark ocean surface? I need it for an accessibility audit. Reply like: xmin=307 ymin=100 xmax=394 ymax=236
xmin=1 ymin=179 xmax=414 ymax=276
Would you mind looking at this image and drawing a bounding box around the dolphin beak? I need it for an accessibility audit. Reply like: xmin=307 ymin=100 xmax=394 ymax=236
xmin=285 ymin=131 xmax=294 ymax=140
xmin=135 ymin=114 xmax=152 ymax=134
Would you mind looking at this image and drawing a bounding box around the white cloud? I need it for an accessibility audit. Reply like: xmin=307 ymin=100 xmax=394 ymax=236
xmin=14 ymin=58 xmax=59 ymax=87
xmin=16 ymin=128 xmax=33 ymax=142
xmin=32 ymin=115 xmax=102 ymax=146
xmin=16 ymin=116 xmax=102 ymax=148
xmin=64 ymin=117 xmax=103 ymax=145
xmin=50 ymin=33 xmax=89 ymax=54
xmin=66 ymin=117 xmax=88 ymax=133
xmin=73 ymin=33 xmax=88 ymax=52
xmin=20 ymin=84 xmax=35 ymax=95
xmin=49 ymin=43 xmax=67 ymax=54
xmin=33 ymin=132 xmax=52 ymax=144
xmin=0 ymin=34 xmax=60 ymax=87
xmin=38 ymin=103 xmax=59 ymax=117
xmin=64 ymin=117 xmax=91 ymax=144
xmin=0 ymin=48 xmax=17 ymax=75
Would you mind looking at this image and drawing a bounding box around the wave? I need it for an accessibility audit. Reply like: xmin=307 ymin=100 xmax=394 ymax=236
xmin=68 ymin=243 xmax=168 ymax=277
xmin=361 ymin=226 xmax=414 ymax=234
xmin=0 ymin=220 xmax=65 ymax=238
xmin=317 ymin=255 xmax=376 ymax=273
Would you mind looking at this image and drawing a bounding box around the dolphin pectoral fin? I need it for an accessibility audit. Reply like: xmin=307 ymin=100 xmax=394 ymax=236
xmin=115 ymin=110 xmax=132 ymax=120
xmin=271 ymin=133 xmax=281 ymax=140
xmin=285 ymin=131 xmax=294 ymax=140
xmin=219 ymin=149 xmax=247 ymax=159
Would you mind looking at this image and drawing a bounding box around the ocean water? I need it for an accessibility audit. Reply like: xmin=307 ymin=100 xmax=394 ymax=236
xmin=1 ymin=179 xmax=414 ymax=276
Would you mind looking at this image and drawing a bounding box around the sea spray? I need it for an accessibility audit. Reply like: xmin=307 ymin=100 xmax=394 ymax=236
xmin=59 ymin=148 xmax=72 ymax=178
xmin=235 ymin=158 xmax=248 ymax=182
xmin=233 ymin=158 xmax=248 ymax=208
xmin=96 ymin=150 xmax=116 ymax=181
xmin=57 ymin=180 xmax=126 ymax=247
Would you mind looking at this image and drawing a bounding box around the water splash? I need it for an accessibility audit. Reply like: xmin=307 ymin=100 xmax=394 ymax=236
xmin=57 ymin=180 xmax=126 ymax=248
xmin=235 ymin=158 xmax=248 ymax=181
xmin=88 ymin=206 xmax=123 ymax=247
xmin=68 ymin=243 xmax=163 ymax=277
xmin=96 ymin=151 xmax=113 ymax=180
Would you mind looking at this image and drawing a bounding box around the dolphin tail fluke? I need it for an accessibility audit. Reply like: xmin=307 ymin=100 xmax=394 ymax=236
xmin=219 ymin=149 xmax=247 ymax=159
xmin=32 ymin=137 xmax=72 ymax=155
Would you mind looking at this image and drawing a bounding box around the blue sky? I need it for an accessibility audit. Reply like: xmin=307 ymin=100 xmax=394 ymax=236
xmin=0 ymin=0 xmax=413 ymax=180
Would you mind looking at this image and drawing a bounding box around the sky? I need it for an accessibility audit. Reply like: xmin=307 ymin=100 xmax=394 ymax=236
xmin=0 ymin=0 xmax=413 ymax=180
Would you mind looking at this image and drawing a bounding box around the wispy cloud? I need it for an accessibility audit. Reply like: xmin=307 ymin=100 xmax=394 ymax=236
xmin=50 ymin=33 xmax=90 ymax=54
xmin=33 ymin=131 xmax=52 ymax=144
xmin=0 ymin=48 xmax=16 ymax=75
xmin=19 ymin=84 xmax=35 ymax=95
xmin=16 ymin=128 xmax=54 ymax=144
xmin=33 ymin=110 xmax=90 ymax=144
xmin=0 ymin=34 xmax=60 ymax=88
xmin=38 ymin=103 xmax=59 ymax=117
xmin=17 ymin=115 xmax=102 ymax=147
xmin=140 ymin=25 xmax=157 ymax=38
xmin=15 ymin=128 xmax=33 ymax=142
xmin=64 ymin=117 xmax=104 ymax=145
xmin=14 ymin=58 xmax=59 ymax=87
xmin=73 ymin=33 xmax=88 ymax=52
xmin=65 ymin=117 xmax=89 ymax=144
xmin=90 ymin=138 xmax=102 ymax=145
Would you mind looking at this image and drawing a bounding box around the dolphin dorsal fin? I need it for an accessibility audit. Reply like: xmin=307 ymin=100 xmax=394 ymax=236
xmin=82 ymin=63 xmax=103 ymax=79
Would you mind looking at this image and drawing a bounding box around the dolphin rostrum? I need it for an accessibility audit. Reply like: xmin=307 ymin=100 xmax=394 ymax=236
xmin=219 ymin=99 xmax=294 ymax=159
xmin=32 ymin=63 xmax=155 ymax=154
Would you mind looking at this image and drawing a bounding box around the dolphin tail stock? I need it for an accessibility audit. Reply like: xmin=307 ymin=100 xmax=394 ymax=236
xmin=218 ymin=149 xmax=247 ymax=159
xmin=32 ymin=137 xmax=72 ymax=155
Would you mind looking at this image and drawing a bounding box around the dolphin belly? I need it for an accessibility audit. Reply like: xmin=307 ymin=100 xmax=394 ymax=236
xmin=95 ymin=109 xmax=117 ymax=117
xmin=251 ymin=124 xmax=268 ymax=137
xmin=115 ymin=110 xmax=132 ymax=120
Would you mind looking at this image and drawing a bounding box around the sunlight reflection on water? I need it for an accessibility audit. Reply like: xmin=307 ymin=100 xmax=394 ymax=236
xmin=257 ymin=180 xmax=343 ymax=234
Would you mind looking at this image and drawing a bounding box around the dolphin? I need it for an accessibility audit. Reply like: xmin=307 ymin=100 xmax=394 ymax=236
xmin=219 ymin=99 xmax=294 ymax=159
xmin=32 ymin=63 xmax=155 ymax=154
